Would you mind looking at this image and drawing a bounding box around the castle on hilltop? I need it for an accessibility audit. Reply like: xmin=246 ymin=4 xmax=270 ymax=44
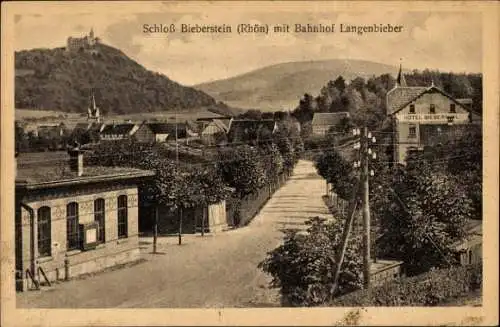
xmin=66 ymin=28 xmax=99 ymax=53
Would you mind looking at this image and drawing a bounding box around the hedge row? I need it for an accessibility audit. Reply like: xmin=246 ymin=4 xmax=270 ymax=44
xmin=331 ymin=264 xmax=482 ymax=306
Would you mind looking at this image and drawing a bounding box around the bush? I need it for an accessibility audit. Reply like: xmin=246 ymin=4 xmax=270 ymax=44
xmin=331 ymin=264 xmax=482 ymax=306
xmin=259 ymin=216 xmax=363 ymax=307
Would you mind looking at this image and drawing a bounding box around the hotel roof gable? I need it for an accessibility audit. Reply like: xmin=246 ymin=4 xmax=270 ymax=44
xmin=388 ymin=85 xmax=480 ymax=116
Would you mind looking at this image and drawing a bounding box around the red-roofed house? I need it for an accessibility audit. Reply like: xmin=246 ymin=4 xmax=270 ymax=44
xmin=387 ymin=67 xmax=481 ymax=164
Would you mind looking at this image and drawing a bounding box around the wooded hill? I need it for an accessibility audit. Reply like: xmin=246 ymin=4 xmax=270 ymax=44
xmin=15 ymin=43 xmax=230 ymax=115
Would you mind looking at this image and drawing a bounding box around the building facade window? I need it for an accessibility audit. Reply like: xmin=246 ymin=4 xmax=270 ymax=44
xmin=94 ymin=198 xmax=105 ymax=243
xmin=37 ymin=206 xmax=51 ymax=257
xmin=408 ymin=125 xmax=417 ymax=138
xmin=409 ymin=104 xmax=415 ymax=114
xmin=429 ymin=104 xmax=436 ymax=114
xmin=117 ymin=195 xmax=128 ymax=239
xmin=450 ymin=103 xmax=456 ymax=113
xmin=66 ymin=202 xmax=79 ymax=250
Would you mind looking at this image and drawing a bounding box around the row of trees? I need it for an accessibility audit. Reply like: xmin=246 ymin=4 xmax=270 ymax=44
xmin=88 ymin=119 xmax=303 ymax=236
xmin=259 ymin=125 xmax=482 ymax=306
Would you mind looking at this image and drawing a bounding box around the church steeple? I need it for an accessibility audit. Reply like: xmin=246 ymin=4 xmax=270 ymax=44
xmin=87 ymin=89 xmax=100 ymax=123
xmin=396 ymin=60 xmax=407 ymax=87
xmin=89 ymin=27 xmax=94 ymax=39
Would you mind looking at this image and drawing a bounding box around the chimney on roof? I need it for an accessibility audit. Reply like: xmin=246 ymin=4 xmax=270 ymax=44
xmin=68 ymin=148 xmax=84 ymax=177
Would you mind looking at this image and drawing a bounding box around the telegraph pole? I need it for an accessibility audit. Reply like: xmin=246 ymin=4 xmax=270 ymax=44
xmin=331 ymin=127 xmax=376 ymax=296
xmin=331 ymin=178 xmax=360 ymax=296
xmin=362 ymin=127 xmax=371 ymax=289
xmin=331 ymin=127 xmax=361 ymax=297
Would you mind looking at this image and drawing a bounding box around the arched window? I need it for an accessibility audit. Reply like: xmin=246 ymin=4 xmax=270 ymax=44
xmin=66 ymin=202 xmax=79 ymax=250
xmin=117 ymin=195 xmax=128 ymax=239
xmin=37 ymin=206 xmax=51 ymax=257
xmin=94 ymin=198 xmax=105 ymax=243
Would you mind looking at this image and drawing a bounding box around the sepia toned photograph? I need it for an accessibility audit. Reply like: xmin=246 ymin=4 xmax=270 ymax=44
xmin=1 ymin=1 xmax=498 ymax=326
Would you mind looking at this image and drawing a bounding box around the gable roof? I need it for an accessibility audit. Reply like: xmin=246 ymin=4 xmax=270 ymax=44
xmin=146 ymin=123 xmax=187 ymax=138
xmin=73 ymin=122 xmax=105 ymax=133
xmin=212 ymin=119 xmax=230 ymax=132
xmin=386 ymin=86 xmax=428 ymax=115
xmin=100 ymin=123 xmax=137 ymax=135
xmin=227 ymin=119 xmax=276 ymax=142
xmin=197 ymin=115 xmax=232 ymax=122
xmin=147 ymin=123 xmax=171 ymax=134
xmin=387 ymin=85 xmax=475 ymax=116
xmin=311 ymin=112 xmax=350 ymax=126
xmin=37 ymin=123 xmax=63 ymax=130
xmin=185 ymin=120 xmax=202 ymax=133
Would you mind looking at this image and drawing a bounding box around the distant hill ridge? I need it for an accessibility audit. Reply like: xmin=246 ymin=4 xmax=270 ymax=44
xmin=15 ymin=43 xmax=232 ymax=115
xmin=195 ymin=59 xmax=401 ymax=111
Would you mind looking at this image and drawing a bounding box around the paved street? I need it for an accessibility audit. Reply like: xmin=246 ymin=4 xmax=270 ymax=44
xmin=17 ymin=160 xmax=332 ymax=308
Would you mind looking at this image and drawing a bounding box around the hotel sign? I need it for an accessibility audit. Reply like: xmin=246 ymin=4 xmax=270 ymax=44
xmin=396 ymin=113 xmax=469 ymax=123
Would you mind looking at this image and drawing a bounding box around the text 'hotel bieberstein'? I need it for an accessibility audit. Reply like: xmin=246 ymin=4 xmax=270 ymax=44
xmin=142 ymin=23 xmax=404 ymax=36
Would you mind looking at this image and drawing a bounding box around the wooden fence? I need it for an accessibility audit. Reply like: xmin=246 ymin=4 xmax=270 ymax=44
xmin=226 ymin=172 xmax=291 ymax=227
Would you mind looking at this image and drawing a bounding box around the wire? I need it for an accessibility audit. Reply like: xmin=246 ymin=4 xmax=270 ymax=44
xmin=15 ymin=136 xmax=467 ymax=166
xmin=377 ymin=154 xmax=474 ymax=165
xmin=16 ymin=144 xmax=338 ymax=167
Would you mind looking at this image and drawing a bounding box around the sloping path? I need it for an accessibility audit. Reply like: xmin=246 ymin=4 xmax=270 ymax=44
xmin=17 ymin=160 xmax=331 ymax=308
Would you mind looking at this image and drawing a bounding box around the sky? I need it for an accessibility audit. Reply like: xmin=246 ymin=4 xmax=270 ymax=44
xmin=13 ymin=3 xmax=482 ymax=86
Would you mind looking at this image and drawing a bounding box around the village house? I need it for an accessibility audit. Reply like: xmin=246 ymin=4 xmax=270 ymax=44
xmin=100 ymin=122 xmax=155 ymax=143
xmin=196 ymin=115 xmax=233 ymax=124
xmin=146 ymin=123 xmax=171 ymax=143
xmin=15 ymin=150 xmax=155 ymax=291
xmin=227 ymin=119 xmax=278 ymax=144
xmin=200 ymin=118 xmax=231 ymax=145
xmin=311 ymin=112 xmax=351 ymax=136
xmin=387 ymin=66 xmax=481 ymax=164
xmin=158 ymin=123 xmax=187 ymax=140
xmin=37 ymin=123 xmax=66 ymax=139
